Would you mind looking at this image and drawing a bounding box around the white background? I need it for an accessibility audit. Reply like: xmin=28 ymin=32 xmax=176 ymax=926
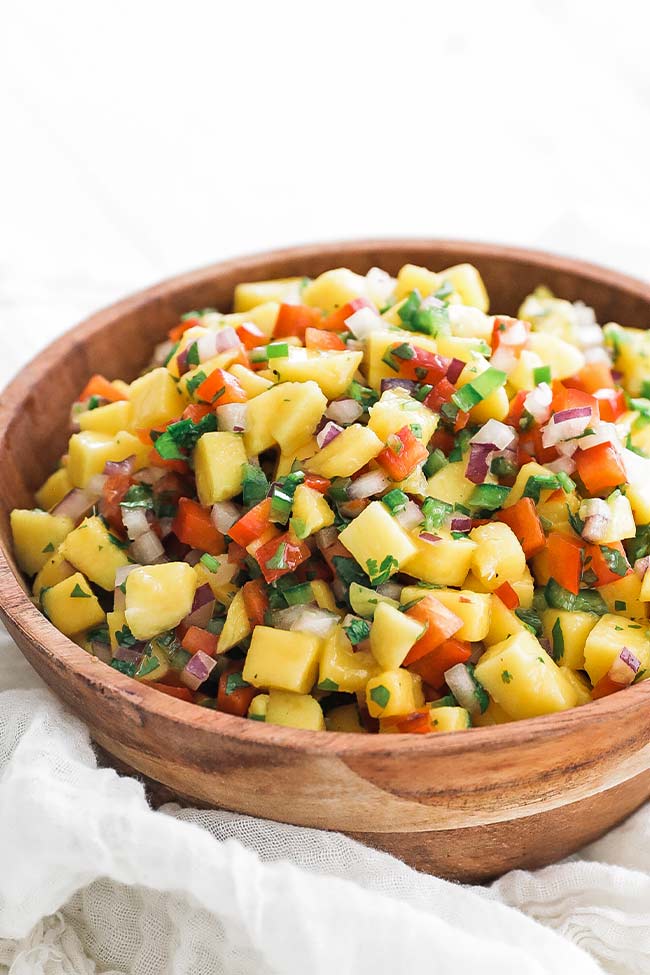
xmin=1 ymin=0 xmax=650 ymax=387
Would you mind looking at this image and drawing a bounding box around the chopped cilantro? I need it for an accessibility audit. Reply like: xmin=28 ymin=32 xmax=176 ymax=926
xmin=598 ymin=545 xmax=629 ymax=577
xmin=318 ymin=678 xmax=339 ymax=692
xmin=343 ymin=617 xmax=371 ymax=645
xmin=615 ymin=600 xmax=627 ymax=612
xmin=501 ymin=670 xmax=513 ymax=684
xmin=423 ymin=448 xmax=448 ymax=477
xmin=551 ymin=617 xmax=565 ymax=662
xmin=516 ymin=607 xmax=543 ymax=637
xmin=153 ymin=412 xmax=218 ymax=461
xmin=241 ymin=463 xmax=270 ymax=508
xmin=120 ymin=484 xmax=154 ymax=509
xmin=87 ymin=623 xmax=110 ymax=643
xmin=265 ymin=542 xmax=288 ymax=571
xmin=225 ymin=672 xmax=250 ymax=695
xmin=370 ymin=684 xmax=391 ymax=709
xmin=365 ymin=554 xmax=399 ymax=586
xmin=186 ymin=370 xmax=207 ymax=397
xmin=545 ymin=578 xmax=607 ymax=615
xmin=111 ymin=658 xmax=138 ymax=677
xmin=70 ymin=583 xmax=91 ymax=598
xmin=115 ymin=625 xmax=138 ymax=648
xmin=347 ymin=380 xmax=378 ymax=410
xmin=42 ymin=542 xmax=55 ymax=553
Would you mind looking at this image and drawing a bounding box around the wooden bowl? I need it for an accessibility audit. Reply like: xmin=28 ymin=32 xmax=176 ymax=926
xmin=3 ymin=239 xmax=650 ymax=882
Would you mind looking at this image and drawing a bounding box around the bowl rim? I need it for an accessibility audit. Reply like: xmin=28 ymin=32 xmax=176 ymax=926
xmin=2 ymin=236 xmax=650 ymax=757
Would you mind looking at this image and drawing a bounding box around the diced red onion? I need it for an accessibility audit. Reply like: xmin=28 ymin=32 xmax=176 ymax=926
xmin=581 ymin=515 xmax=610 ymax=543
xmin=181 ymin=650 xmax=217 ymax=691
xmin=380 ymin=378 xmax=418 ymax=395
xmin=345 ymin=307 xmax=386 ymax=339
xmin=90 ymin=640 xmax=112 ymax=664
xmin=556 ymin=439 xmax=579 ymax=457
xmin=214 ymin=326 xmax=241 ymax=353
xmin=542 ymin=408 xmax=593 ymax=448
xmin=316 ymin=421 xmax=343 ymax=449
xmin=176 ymin=346 xmax=191 ymax=376
xmin=183 ymin=548 xmax=203 ymax=567
xmin=51 ymin=488 xmax=97 ymax=522
xmin=315 ymin=526 xmax=338 ymax=551
xmin=181 ymin=584 xmax=216 ymax=630
xmin=325 ymin=398 xmax=365 ymax=425
xmin=196 ymin=331 xmax=219 ymax=362
xmin=634 ymin=557 xmax=650 ymax=579
xmin=446 ymin=359 xmax=465 ymax=384
xmin=211 ymin=501 xmax=241 ymax=534
xmin=104 ymin=455 xmax=137 ymax=477
xmin=539 ymin=638 xmax=553 ymax=658
xmin=130 ymin=530 xmax=165 ymax=565
xmin=466 ymin=442 xmax=495 ymax=484
xmin=115 ymin=564 xmax=142 ymax=589
xmin=332 ymin=578 xmax=347 ymax=602
xmin=376 ymin=581 xmax=403 ymax=600
xmin=608 ymin=647 xmax=640 ymax=686
xmin=113 ymin=644 xmax=145 ymax=666
xmin=546 ymin=455 xmax=577 ymax=476
xmin=290 ymin=608 xmax=339 ymax=638
xmin=193 ymin=583 xmax=215 ymax=612
xmin=470 ymin=419 xmax=515 ymax=451
xmin=348 ymin=470 xmax=391 ymax=499
xmin=419 ymin=532 xmax=442 ymax=544
xmin=450 ymin=515 xmax=472 ymax=532
xmin=444 ymin=663 xmax=481 ymax=717
xmin=524 ymin=383 xmax=552 ymax=424
xmin=217 ymin=403 xmax=248 ymax=433
xmin=395 ymin=500 xmax=423 ymax=531
xmin=122 ymin=507 xmax=150 ymax=541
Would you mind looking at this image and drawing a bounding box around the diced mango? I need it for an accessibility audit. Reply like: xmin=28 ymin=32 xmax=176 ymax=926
xmin=35 ymin=468 xmax=73 ymax=511
xmin=507 ymin=350 xmax=545 ymax=392
xmin=394 ymin=263 xmax=442 ymax=301
xmin=560 ymin=667 xmax=593 ymax=706
xmin=217 ymin=589 xmax=251 ymax=652
xmin=275 ymin=438 xmax=318 ymax=478
xmin=42 ymin=572 xmax=106 ymax=637
xmin=302 ymin=268 xmax=369 ymax=313
xmin=583 ymin=614 xmax=650 ymax=686
xmin=338 ymin=501 xmax=417 ymax=583
xmin=457 ymin=355 xmax=508 ymax=423
xmin=242 ymin=625 xmax=322 ymax=694
xmin=325 ymin=703 xmax=367 ymax=733
xmin=67 ymin=430 xmax=149 ymax=488
xmin=366 ymin=669 xmax=424 ymax=718
xmin=438 ymin=263 xmax=489 ymax=312
xmin=368 ymin=386 xmax=438 ymax=445
xmin=265 ymin=690 xmax=325 ymax=731
xmin=403 ymin=532 xmax=476 ymax=587
xmin=248 ymin=693 xmax=270 ymax=720
xmin=600 ymin=573 xmax=647 ymax=620
xmin=320 ymin=626 xmax=379 ymax=692
xmin=233 ymin=276 xmax=303 ymax=312
xmin=364 ymin=330 xmax=438 ymax=390
xmin=426 ymin=589 xmax=492 ymax=642
xmin=469 ymin=522 xmax=526 ymax=591
xmin=229 ymin=364 xmax=274 ymax=398
xmin=10 ymin=509 xmax=75 ymax=576
xmin=32 ymin=550 xmax=75 ymax=598
xmin=291 ymin=484 xmax=335 ymax=537
xmin=79 ymin=400 xmax=133 ymax=435
xmin=541 ymin=609 xmax=598 ymax=670
xmin=107 ymin=609 xmax=128 ymax=652
xmin=426 ymin=458 xmax=481 ymax=507
xmin=129 ymin=367 xmax=186 ymax=429
xmin=370 ymin=602 xmax=424 ymax=669
xmin=429 ymin=706 xmax=471 ymax=732
xmin=474 ymin=631 xmax=578 ymax=719
xmin=484 ymin=595 xmax=527 ymax=646
xmin=306 ymin=424 xmax=383 ymax=478
xmin=271 ymin=348 xmax=363 ymax=399
xmin=273 ymin=380 xmax=327 ymax=455
xmin=124 ymin=563 xmax=198 ymax=641
xmin=194 ymin=432 xmax=247 ymax=504
xmin=528 ymin=332 xmax=585 ymax=381
xmin=61 ymin=515 xmax=129 ymax=590
xmin=473 ymin=699 xmax=512 ymax=726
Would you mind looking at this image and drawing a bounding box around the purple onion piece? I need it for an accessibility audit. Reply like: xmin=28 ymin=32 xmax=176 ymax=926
xmin=446 ymin=358 xmax=465 ymax=384
xmin=450 ymin=515 xmax=472 ymax=532
xmin=104 ymin=455 xmax=137 ymax=477
xmin=553 ymin=406 xmax=592 ymax=424
xmin=620 ymin=647 xmax=641 ymax=673
xmin=539 ymin=638 xmax=553 ymax=658
xmin=419 ymin=532 xmax=442 ymax=544
xmin=316 ymin=421 xmax=343 ymax=449
xmin=466 ymin=442 xmax=495 ymax=484
xmin=192 ymin=583 xmax=215 ymax=612
xmin=181 ymin=650 xmax=217 ymax=690
xmin=176 ymin=346 xmax=190 ymax=376
xmin=380 ymin=378 xmax=418 ymax=394
xmin=113 ymin=644 xmax=146 ymax=665
xmin=214 ymin=327 xmax=241 ymax=352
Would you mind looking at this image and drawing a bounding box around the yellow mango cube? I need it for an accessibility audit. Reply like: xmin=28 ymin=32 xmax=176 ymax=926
xmin=528 ymin=332 xmax=585 ymax=381
xmin=507 ymin=350 xmax=545 ymax=392
xmin=125 ymin=563 xmax=198 ymax=641
xmin=193 ymin=562 xmax=237 ymax=609
xmin=242 ymin=625 xmax=322 ymax=694
xmin=394 ymin=263 xmax=442 ymax=301
xmin=291 ymin=484 xmax=335 ymax=537
xmin=403 ymin=532 xmax=476 ymax=587
xmin=364 ymin=330 xmax=438 ymax=390
xmin=484 ymin=595 xmax=527 ymax=645
xmin=79 ymin=400 xmax=133 ymax=436
xmin=217 ymin=589 xmax=251 ymax=652
xmin=42 ymin=572 xmax=106 ymax=637
xmin=436 ymin=334 xmax=490 ymax=363
xmin=366 ymin=669 xmax=424 ymax=718
xmin=129 ymin=367 xmax=186 ymax=429
xmin=426 ymin=458 xmax=482 ymax=507
xmin=325 ymin=704 xmax=366 ymax=733
xmin=319 ymin=626 xmax=379 ymax=693
xmin=368 ymin=386 xmax=438 ymax=444
xmin=474 ymin=631 xmax=578 ymax=719
xmin=229 ymin=364 xmax=274 ymax=398
xmin=306 ymin=424 xmax=383 ymax=478
xmin=599 ymin=573 xmax=647 ymax=620
xmin=275 ymin=438 xmax=318 ymax=478
xmin=370 ymin=602 xmax=424 ymax=669
xmin=302 ymin=268 xmax=369 ymax=313
xmin=67 ymin=430 xmax=149 ymax=488
xmin=273 ymin=380 xmax=327 ymax=455
xmin=62 ymin=516 xmax=130 ymax=590
xmin=541 ymin=609 xmax=598 ymax=669
xmin=427 ymin=589 xmax=492 ymax=642
xmin=438 ymin=263 xmax=489 ymax=312
xmin=473 ymin=700 xmax=512 ymax=726
xmin=583 ymin=614 xmax=650 ymax=686
xmin=560 ymin=667 xmax=593 ymax=706
xmin=35 ymin=468 xmax=72 ymax=511
xmin=32 ymin=550 xmax=75 ymax=598
xmin=11 ymin=509 xmax=75 ymax=576
xmin=429 ymin=706 xmax=471 ymax=732
xmin=233 ymin=276 xmax=303 ymax=312
xmin=271 ymin=348 xmax=363 ymax=400
xmin=194 ymin=432 xmax=247 ymax=504
xmin=338 ymin=501 xmax=417 ymax=583
xmin=107 ymin=608 xmax=128 ymax=652
xmin=469 ymin=522 xmax=526 ymax=591
xmin=265 ymin=690 xmax=325 ymax=731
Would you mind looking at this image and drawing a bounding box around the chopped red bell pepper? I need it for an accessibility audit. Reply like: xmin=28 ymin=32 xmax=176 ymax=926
xmin=495 ymin=497 xmax=546 ymax=558
xmin=181 ymin=625 xmax=219 ymax=657
xmin=505 ymin=390 xmax=528 ymax=428
xmin=236 ymin=322 xmax=266 ymax=350
xmin=408 ymin=637 xmax=472 ymax=688
xmin=381 ymin=707 xmax=434 ymax=734
xmin=517 ymin=426 xmax=559 ymax=466
xmin=195 ymin=368 xmax=247 ymax=406
xmin=565 ymin=361 xmax=615 ymax=394
xmin=575 ymin=442 xmax=627 ymax=494
xmin=172 ymin=498 xmax=225 ymax=556
xmin=376 ymin=425 xmax=428 ymax=481
xmin=168 ymin=318 xmax=200 ymax=343
xmin=591 ymin=674 xmax=628 ymax=699
xmin=494 ymin=581 xmax=519 ymax=610
xmin=390 ymin=345 xmax=450 ymax=386
xmin=254 ymin=531 xmax=311 ymax=584
xmin=155 ymin=684 xmax=194 ymax=702
xmin=242 ymin=579 xmax=269 ymax=627
xmin=582 ymin=541 xmax=631 ymax=587
xmin=182 ymin=403 xmax=212 ymax=423
xmin=99 ymin=473 xmax=131 ymax=534
xmin=217 ymin=662 xmax=259 ymax=716
xmin=228 ymin=498 xmax=273 ymax=548
xmin=304 ymin=473 xmax=331 ymax=493
xmin=594 ymin=388 xmax=627 ymax=422
xmin=424 ymin=377 xmax=456 ymax=413
xmin=551 ymin=383 xmax=599 ymax=424
xmin=148 ymin=450 xmax=191 ymax=475
xmin=546 ymin=532 xmax=584 ymax=595
xmin=491 ymin=316 xmax=530 ymax=353
xmin=79 ymin=374 xmax=128 ymax=403
xmin=274 ymin=303 xmax=322 ymax=339
xmin=323 ymin=297 xmax=373 ymax=332
xmin=305 ymin=327 xmax=346 ymax=351
xmin=403 ymin=596 xmax=464 ymax=665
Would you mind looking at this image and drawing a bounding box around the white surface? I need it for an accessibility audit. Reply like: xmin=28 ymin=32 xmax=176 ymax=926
xmin=1 ymin=2 xmax=650 ymax=973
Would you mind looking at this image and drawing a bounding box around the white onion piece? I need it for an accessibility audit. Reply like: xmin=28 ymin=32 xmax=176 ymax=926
xmin=556 ymin=440 xmax=579 ymax=457
xmin=214 ymin=326 xmax=241 ymax=352
xmin=290 ymin=608 xmax=339 ymax=638
xmin=581 ymin=515 xmax=610 ymax=543
xmin=217 ymin=402 xmax=248 ymax=433
xmin=325 ymin=398 xmax=364 ymax=425
xmin=157 ymin=517 xmax=174 ymax=539
xmin=153 ymin=340 xmax=175 ymax=366
xmin=545 ymin=455 xmax=577 ymax=475
xmin=86 ymin=474 xmax=108 ymax=499
xmin=579 ymin=498 xmax=609 ymax=521
xmin=316 ymin=421 xmax=343 ymax=449
xmin=345 ymin=307 xmax=386 ymax=339
xmin=130 ymin=530 xmax=165 ymax=564
xmin=365 ymin=267 xmax=395 ymax=307
xmin=470 ymin=419 xmax=515 ymax=451
xmin=498 ymin=319 xmax=529 ymax=346
xmin=448 ymin=305 xmax=489 ymax=334
xmin=348 ymin=470 xmax=391 ymax=499
xmin=51 ymin=488 xmax=96 ymax=522
xmin=133 ymin=466 xmax=166 ymax=485
xmin=542 ymin=409 xmax=592 ymax=448
xmin=115 ymin=563 xmax=142 ymax=588
xmin=578 ymin=422 xmax=621 ymax=451
xmin=444 ymin=663 xmax=481 ymax=717
xmin=272 ymin=605 xmax=308 ymax=630
xmin=196 ymin=331 xmax=219 ymax=362
xmin=489 ymin=346 xmax=518 ymax=373
xmin=524 ymin=382 xmax=552 ymax=424
xmin=122 ymin=507 xmax=150 ymax=541
xmin=395 ymin=500 xmax=423 ymax=531
xmin=376 ymin=581 xmax=403 ymax=601
xmin=211 ymin=501 xmax=240 ymax=534
xmin=584 ymin=346 xmax=611 ymax=364
xmin=622 ymin=446 xmax=650 ymax=482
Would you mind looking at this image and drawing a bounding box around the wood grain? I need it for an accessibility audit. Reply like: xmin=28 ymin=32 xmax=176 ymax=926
xmin=2 ymin=240 xmax=650 ymax=881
